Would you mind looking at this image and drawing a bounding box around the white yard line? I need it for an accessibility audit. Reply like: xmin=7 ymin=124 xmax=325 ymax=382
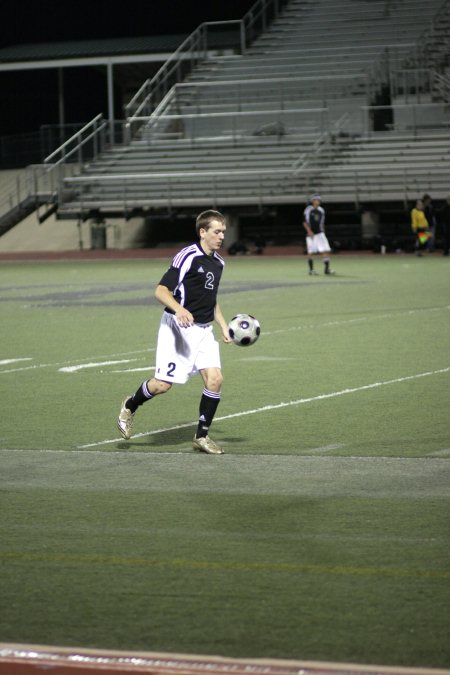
xmin=307 ymin=443 xmax=346 ymax=453
xmin=78 ymin=366 xmax=450 ymax=448
xmin=426 ymin=448 xmax=450 ymax=457
xmin=0 ymin=348 xmax=154 ymax=374
xmin=111 ymin=366 xmax=156 ymax=373
xmin=264 ymin=305 xmax=450 ymax=336
xmin=2 ymin=305 xmax=448 ymax=376
xmin=59 ymin=360 xmax=138 ymax=373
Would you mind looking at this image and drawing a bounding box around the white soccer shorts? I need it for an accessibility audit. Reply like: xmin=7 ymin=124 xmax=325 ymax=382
xmin=154 ymin=311 xmax=221 ymax=384
xmin=306 ymin=232 xmax=331 ymax=254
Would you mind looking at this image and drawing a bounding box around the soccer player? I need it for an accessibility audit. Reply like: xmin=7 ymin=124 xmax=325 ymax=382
xmin=117 ymin=210 xmax=232 ymax=454
xmin=303 ymin=194 xmax=334 ymax=275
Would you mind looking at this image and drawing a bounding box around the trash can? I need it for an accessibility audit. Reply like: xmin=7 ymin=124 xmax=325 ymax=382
xmin=90 ymin=223 xmax=107 ymax=250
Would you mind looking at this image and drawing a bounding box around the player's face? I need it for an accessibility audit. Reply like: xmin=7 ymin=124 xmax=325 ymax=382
xmin=200 ymin=220 xmax=226 ymax=254
xmin=311 ymin=199 xmax=321 ymax=208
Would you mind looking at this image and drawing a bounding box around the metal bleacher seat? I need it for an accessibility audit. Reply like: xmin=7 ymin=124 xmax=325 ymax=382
xmin=57 ymin=0 xmax=450 ymax=217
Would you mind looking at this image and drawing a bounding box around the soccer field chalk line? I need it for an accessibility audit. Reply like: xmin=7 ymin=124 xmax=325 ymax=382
xmin=78 ymin=365 xmax=450 ymax=449
xmin=2 ymin=645 xmax=450 ymax=675
xmin=263 ymin=304 xmax=450 ymax=336
xmin=2 ymin=304 xmax=449 ymax=376
xmin=0 ymin=348 xmax=155 ymax=375
xmin=59 ymin=359 xmax=139 ymax=373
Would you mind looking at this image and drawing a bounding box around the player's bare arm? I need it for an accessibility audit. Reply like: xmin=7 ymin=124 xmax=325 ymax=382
xmin=214 ymin=303 xmax=233 ymax=343
xmin=154 ymin=284 xmax=194 ymax=327
xmin=303 ymin=220 xmax=313 ymax=237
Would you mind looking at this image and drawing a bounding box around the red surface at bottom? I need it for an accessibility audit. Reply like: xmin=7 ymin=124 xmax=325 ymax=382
xmin=1 ymin=644 xmax=450 ymax=675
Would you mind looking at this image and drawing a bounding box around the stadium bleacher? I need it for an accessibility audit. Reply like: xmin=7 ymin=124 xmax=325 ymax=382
xmin=1 ymin=0 xmax=450 ymax=249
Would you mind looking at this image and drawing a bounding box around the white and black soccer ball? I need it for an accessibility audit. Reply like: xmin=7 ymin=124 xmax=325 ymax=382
xmin=228 ymin=313 xmax=261 ymax=347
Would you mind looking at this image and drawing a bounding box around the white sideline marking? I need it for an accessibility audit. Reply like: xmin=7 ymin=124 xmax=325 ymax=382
xmin=263 ymin=305 xmax=450 ymax=336
xmin=78 ymin=366 xmax=450 ymax=449
xmin=0 ymin=358 xmax=32 ymax=365
xmin=1 ymin=305 xmax=448 ymax=376
xmin=308 ymin=443 xmax=346 ymax=453
xmin=111 ymin=366 xmax=155 ymax=373
xmin=426 ymin=448 xmax=450 ymax=457
xmin=0 ymin=348 xmax=154 ymax=374
xmin=59 ymin=359 xmax=135 ymax=373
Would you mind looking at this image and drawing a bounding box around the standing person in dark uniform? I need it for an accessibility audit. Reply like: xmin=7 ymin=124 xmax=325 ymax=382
xmin=422 ymin=194 xmax=436 ymax=252
xmin=303 ymin=194 xmax=334 ymax=275
xmin=118 ymin=210 xmax=232 ymax=454
xmin=439 ymin=195 xmax=450 ymax=256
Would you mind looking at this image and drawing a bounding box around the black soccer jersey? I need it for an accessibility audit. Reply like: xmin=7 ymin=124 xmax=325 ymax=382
xmin=159 ymin=243 xmax=225 ymax=324
xmin=304 ymin=205 xmax=325 ymax=234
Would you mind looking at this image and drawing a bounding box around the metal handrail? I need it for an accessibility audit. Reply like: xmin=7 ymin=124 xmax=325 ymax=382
xmin=2 ymin=102 xmax=449 ymax=226
xmin=33 ymin=128 xmax=448 ymax=216
xmin=66 ymin=167 xmax=292 ymax=182
xmin=293 ymin=113 xmax=350 ymax=173
xmin=124 ymin=20 xmax=245 ymax=123
xmin=44 ymin=114 xmax=106 ymax=165
xmin=134 ymin=106 xmax=329 ymax=122
xmin=124 ymin=0 xmax=285 ymax=136
xmin=57 ymin=100 xmax=450 ymax=212
xmin=134 ymin=73 xmax=367 ymax=123
xmin=433 ymin=72 xmax=450 ymax=103
xmin=390 ymin=67 xmax=435 ymax=102
xmin=124 ymin=24 xmax=213 ymax=120
xmin=61 ymin=164 xmax=450 ymax=213
xmin=403 ymin=0 xmax=450 ymax=68
xmin=133 ymin=106 xmax=330 ymax=146
xmin=128 ymin=72 xmax=369 ymax=143
xmin=64 ymin=164 xmax=450 ymax=185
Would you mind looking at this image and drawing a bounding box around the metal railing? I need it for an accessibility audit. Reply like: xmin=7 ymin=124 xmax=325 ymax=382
xmin=403 ymin=0 xmax=450 ymax=69
xmin=2 ymin=0 xmax=449 ymax=226
xmin=0 ymin=123 xmax=111 ymax=170
xmin=151 ymin=73 xmax=369 ymax=108
xmin=293 ymin=113 xmax=351 ymax=174
xmin=61 ymin=162 xmax=450 ymax=212
xmin=43 ymin=114 xmax=107 ymax=165
xmin=390 ymin=68 xmax=450 ymax=103
xmin=126 ymin=73 xmax=369 ymax=143
xmin=134 ymin=106 xmax=331 ymax=146
xmin=2 ymin=100 xmax=449 ymax=228
xmin=56 ymin=99 xmax=450 ymax=212
xmin=365 ymin=0 xmax=449 ymax=100
xmin=0 ymin=0 xmax=289 ymax=227
xmin=0 ymin=170 xmax=35 ymax=226
xmin=0 ymin=116 xmax=110 ymax=228
xmin=124 ymin=0 xmax=287 ymax=138
xmin=434 ymin=72 xmax=450 ymax=103
xmin=390 ymin=68 xmax=435 ymax=102
xmin=356 ymin=102 xmax=450 ymax=137
xmin=364 ymin=44 xmax=416 ymax=103
xmin=26 ymin=114 xmax=109 ymax=209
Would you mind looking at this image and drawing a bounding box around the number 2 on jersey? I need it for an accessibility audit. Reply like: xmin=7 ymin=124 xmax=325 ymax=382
xmin=205 ymin=272 xmax=214 ymax=289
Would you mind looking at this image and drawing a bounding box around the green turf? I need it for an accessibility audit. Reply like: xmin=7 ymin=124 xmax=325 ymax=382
xmin=0 ymin=254 xmax=449 ymax=668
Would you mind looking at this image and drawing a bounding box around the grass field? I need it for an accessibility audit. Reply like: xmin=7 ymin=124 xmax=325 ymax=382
xmin=0 ymin=253 xmax=449 ymax=670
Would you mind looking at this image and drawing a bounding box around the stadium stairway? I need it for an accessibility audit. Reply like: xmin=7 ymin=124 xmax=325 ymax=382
xmin=54 ymin=0 xmax=450 ymax=220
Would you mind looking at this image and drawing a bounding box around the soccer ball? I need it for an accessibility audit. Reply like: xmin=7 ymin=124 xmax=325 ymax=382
xmin=228 ymin=313 xmax=261 ymax=347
